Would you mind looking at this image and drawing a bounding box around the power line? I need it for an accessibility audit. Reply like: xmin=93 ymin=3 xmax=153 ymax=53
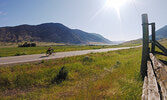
xmin=131 ymin=0 xmax=141 ymax=18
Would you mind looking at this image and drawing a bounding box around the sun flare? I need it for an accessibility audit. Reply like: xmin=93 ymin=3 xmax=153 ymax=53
xmin=105 ymin=0 xmax=128 ymax=9
xmin=90 ymin=0 xmax=129 ymax=22
xmin=105 ymin=0 xmax=128 ymax=20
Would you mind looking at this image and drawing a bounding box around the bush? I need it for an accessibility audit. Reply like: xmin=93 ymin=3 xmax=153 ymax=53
xmin=15 ymin=52 xmax=27 ymax=56
xmin=113 ymin=61 xmax=121 ymax=68
xmin=83 ymin=56 xmax=94 ymax=65
xmin=41 ymin=60 xmax=45 ymax=63
xmin=31 ymin=43 xmax=36 ymax=47
xmin=18 ymin=42 xmax=36 ymax=47
xmin=52 ymin=66 xmax=68 ymax=84
xmin=15 ymin=53 xmax=21 ymax=56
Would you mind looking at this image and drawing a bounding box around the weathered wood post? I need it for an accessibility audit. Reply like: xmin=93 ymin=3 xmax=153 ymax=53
xmin=141 ymin=14 xmax=149 ymax=80
xmin=151 ymin=23 xmax=156 ymax=54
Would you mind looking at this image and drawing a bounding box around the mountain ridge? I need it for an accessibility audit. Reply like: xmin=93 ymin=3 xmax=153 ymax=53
xmin=0 ymin=23 xmax=113 ymax=44
xmin=155 ymin=25 xmax=167 ymax=40
xmin=121 ymin=25 xmax=167 ymax=45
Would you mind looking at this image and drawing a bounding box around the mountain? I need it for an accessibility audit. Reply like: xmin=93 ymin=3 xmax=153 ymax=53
xmin=155 ymin=25 xmax=167 ymax=40
xmin=0 ymin=23 xmax=112 ymax=44
xmin=121 ymin=25 xmax=167 ymax=45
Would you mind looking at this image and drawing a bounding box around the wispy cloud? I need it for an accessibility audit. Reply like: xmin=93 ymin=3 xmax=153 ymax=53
xmin=0 ymin=11 xmax=3 ymax=15
xmin=0 ymin=11 xmax=7 ymax=16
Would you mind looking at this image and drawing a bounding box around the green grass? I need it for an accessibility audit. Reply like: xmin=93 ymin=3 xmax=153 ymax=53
xmin=0 ymin=44 xmax=139 ymax=57
xmin=154 ymin=38 xmax=167 ymax=61
xmin=0 ymin=47 xmax=143 ymax=100
xmin=0 ymin=42 xmax=65 ymax=48
xmin=121 ymin=39 xmax=142 ymax=46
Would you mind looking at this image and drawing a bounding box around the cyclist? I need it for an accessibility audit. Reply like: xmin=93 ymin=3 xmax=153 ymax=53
xmin=46 ymin=47 xmax=53 ymax=55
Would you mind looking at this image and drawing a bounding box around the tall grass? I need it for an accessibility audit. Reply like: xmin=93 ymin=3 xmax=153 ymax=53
xmin=0 ymin=47 xmax=143 ymax=99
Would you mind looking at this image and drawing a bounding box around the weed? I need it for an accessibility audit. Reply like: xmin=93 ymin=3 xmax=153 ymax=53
xmin=15 ymin=52 xmax=27 ymax=56
xmin=83 ymin=56 xmax=94 ymax=65
xmin=22 ymin=52 xmax=27 ymax=55
xmin=113 ymin=61 xmax=121 ymax=68
xmin=41 ymin=60 xmax=45 ymax=63
xmin=15 ymin=53 xmax=21 ymax=56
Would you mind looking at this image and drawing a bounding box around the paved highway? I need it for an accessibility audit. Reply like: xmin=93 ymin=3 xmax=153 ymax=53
xmin=0 ymin=46 xmax=141 ymax=65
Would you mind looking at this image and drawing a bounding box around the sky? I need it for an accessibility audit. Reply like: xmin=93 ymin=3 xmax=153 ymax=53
xmin=0 ymin=0 xmax=167 ymax=41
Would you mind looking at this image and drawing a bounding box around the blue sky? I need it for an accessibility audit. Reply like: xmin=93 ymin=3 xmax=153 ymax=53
xmin=0 ymin=0 xmax=167 ymax=41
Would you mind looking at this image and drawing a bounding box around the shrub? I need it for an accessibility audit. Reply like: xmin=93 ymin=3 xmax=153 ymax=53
xmin=15 ymin=53 xmax=27 ymax=56
xmin=15 ymin=53 xmax=21 ymax=56
xmin=113 ymin=61 xmax=121 ymax=68
xmin=41 ymin=60 xmax=45 ymax=63
xmin=18 ymin=42 xmax=36 ymax=47
xmin=22 ymin=52 xmax=27 ymax=55
xmin=31 ymin=43 xmax=36 ymax=47
xmin=83 ymin=56 xmax=94 ymax=65
xmin=52 ymin=66 xmax=68 ymax=84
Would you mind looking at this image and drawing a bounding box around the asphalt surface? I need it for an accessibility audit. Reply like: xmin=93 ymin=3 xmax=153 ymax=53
xmin=0 ymin=46 xmax=141 ymax=65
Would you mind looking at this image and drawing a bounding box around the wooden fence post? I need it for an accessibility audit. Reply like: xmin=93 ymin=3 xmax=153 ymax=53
xmin=151 ymin=23 xmax=156 ymax=54
xmin=141 ymin=14 xmax=149 ymax=80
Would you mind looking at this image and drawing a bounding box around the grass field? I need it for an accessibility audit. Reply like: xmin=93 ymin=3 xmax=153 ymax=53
xmin=0 ymin=47 xmax=143 ymax=100
xmin=0 ymin=42 xmax=65 ymax=48
xmin=121 ymin=39 xmax=142 ymax=46
xmin=0 ymin=44 xmax=139 ymax=57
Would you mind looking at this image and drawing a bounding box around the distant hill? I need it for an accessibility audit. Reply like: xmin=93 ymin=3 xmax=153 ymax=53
xmin=155 ymin=25 xmax=167 ymax=40
xmin=122 ymin=25 xmax=167 ymax=45
xmin=0 ymin=23 xmax=113 ymax=44
xmin=121 ymin=39 xmax=142 ymax=45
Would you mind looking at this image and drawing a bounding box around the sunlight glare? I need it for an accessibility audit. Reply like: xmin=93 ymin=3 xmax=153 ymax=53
xmin=90 ymin=0 xmax=129 ymax=22
xmin=105 ymin=0 xmax=128 ymax=9
xmin=105 ymin=0 xmax=128 ymax=20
